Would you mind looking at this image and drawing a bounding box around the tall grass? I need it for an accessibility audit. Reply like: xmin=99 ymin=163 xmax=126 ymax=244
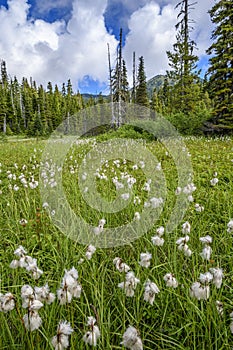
xmin=0 ymin=136 xmax=232 ymax=349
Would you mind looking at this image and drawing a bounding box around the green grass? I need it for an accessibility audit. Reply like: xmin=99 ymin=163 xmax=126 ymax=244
xmin=0 ymin=136 xmax=232 ymax=349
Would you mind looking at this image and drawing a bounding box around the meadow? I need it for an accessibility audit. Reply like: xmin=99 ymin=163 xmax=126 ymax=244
xmin=0 ymin=134 xmax=232 ymax=350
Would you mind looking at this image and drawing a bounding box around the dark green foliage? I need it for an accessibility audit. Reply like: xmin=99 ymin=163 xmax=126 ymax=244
xmin=112 ymin=30 xmax=130 ymax=104
xmin=206 ymin=0 xmax=233 ymax=133
xmin=96 ymin=124 xmax=154 ymax=142
xmin=135 ymin=56 xmax=149 ymax=107
xmin=166 ymin=0 xmax=200 ymax=114
xmin=0 ymin=61 xmax=84 ymax=136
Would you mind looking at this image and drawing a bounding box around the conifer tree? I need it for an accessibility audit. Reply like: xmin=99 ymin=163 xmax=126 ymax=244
xmin=206 ymin=0 xmax=233 ymax=133
xmin=166 ymin=0 xmax=200 ymax=114
xmin=135 ymin=56 xmax=149 ymax=107
xmin=112 ymin=28 xmax=129 ymax=126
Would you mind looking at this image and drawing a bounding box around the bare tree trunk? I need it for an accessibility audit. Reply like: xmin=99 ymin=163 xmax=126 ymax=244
xmin=3 ymin=114 xmax=6 ymax=133
xmin=108 ymin=43 xmax=115 ymax=126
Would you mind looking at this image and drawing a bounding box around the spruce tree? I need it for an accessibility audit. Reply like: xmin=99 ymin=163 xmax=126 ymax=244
xmin=206 ymin=0 xmax=233 ymax=133
xmin=166 ymin=0 xmax=200 ymax=114
xmin=112 ymin=28 xmax=129 ymax=126
xmin=135 ymin=56 xmax=149 ymax=107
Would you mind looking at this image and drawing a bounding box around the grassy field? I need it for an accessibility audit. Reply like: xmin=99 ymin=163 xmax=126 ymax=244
xmin=0 ymin=135 xmax=232 ymax=349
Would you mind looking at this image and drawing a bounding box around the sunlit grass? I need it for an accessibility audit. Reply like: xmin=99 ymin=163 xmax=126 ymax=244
xmin=0 ymin=136 xmax=232 ymax=349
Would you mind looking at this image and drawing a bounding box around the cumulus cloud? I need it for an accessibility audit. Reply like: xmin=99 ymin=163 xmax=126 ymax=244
xmin=0 ymin=0 xmax=118 ymax=90
xmin=0 ymin=0 xmax=214 ymax=92
xmin=123 ymin=0 xmax=214 ymax=82
xmin=123 ymin=2 xmax=178 ymax=82
xmin=105 ymin=0 xmax=149 ymax=35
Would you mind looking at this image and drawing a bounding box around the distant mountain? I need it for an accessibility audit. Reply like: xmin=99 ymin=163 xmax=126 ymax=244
xmin=81 ymin=93 xmax=109 ymax=101
xmin=146 ymin=74 xmax=167 ymax=98
xmin=81 ymin=75 xmax=167 ymax=101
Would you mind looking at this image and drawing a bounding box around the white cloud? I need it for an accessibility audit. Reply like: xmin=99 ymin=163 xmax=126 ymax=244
xmin=0 ymin=0 xmax=215 ymax=92
xmin=123 ymin=0 xmax=215 ymax=83
xmin=191 ymin=0 xmax=214 ymax=57
xmin=123 ymin=2 xmax=178 ymax=82
xmin=0 ymin=0 xmax=118 ymax=90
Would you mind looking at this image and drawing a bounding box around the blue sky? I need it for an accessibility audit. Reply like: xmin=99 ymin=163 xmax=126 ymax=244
xmin=0 ymin=0 xmax=214 ymax=94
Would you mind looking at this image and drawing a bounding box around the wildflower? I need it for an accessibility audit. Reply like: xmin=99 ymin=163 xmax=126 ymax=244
xmin=29 ymin=178 xmax=39 ymax=189
xmin=57 ymin=289 xmax=72 ymax=305
xmin=144 ymin=280 xmax=160 ymax=305
xmin=200 ymin=235 xmax=213 ymax=261
xmin=121 ymin=193 xmax=130 ymax=200
xmin=127 ymin=176 xmax=136 ymax=189
xmin=182 ymin=221 xmax=191 ymax=234
xmin=150 ymin=197 xmax=163 ymax=208
xmin=42 ymin=202 xmax=49 ymax=209
xmin=113 ymin=257 xmax=130 ymax=273
xmin=183 ymin=183 xmax=196 ymax=194
xmin=151 ymin=235 xmax=164 ymax=246
xmin=113 ymin=178 xmax=124 ymax=190
xmin=151 ymin=226 xmax=165 ymax=246
xmin=83 ymin=316 xmax=100 ymax=346
xmin=10 ymin=247 xmax=43 ymax=279
xmin=13 ymin=184 xmax=19 ymax=191
xmin=194 ymin=203 xmax=204 ymax=212
xmin=176 ymin=236 xmax=192 ymax=257
xmin=133 ymin=196 xmax=141 ymax=205
xmin=200 ymin=235 xmax=212 ymax=244
xmin=188 ymin=195 xmax=194 ymax=202
xmin=157 ymin=226 xmax=165 ymax=236
xmin=93 ymin=219 xmax=106 ymax=235
xmin=176 ymin=235 xmax=190 ymax=245
xmin=57 ymin=267 xmax=81 ymax=304
xmin=134 ymin=212 xmax=141 ymax=220
xmin=209 ymin=268 xmax=224 ymax=288
xmin=19 ymin=218 xmax=28 ymax=226
xmin=0 ymin=292 xmax=15 ymax=312
xmin=121 ymin=326 xmax=143 ymax=350
xmin=200 ymin=245 xmax=212 ymax=260
xmin=26 ymin=259 xmax=43 ymax=280
xmin=143 ymin=180 xmax=151 ymax=192
xmin=10 ymin=259 xmax=20 ymax=268
xmin=35 ymin=284 xmax=56 ymax=304
xmin=216 ymin=301 xmax=223 ymax=316
xmin=163 ymin=273 xmax=178 ymax=288
xmin=139 ymin=160 xmax=145 ymax=169
xmin=21 ymin=287 xmax=43 ymax=332
xmin=14 ymin=245 xmax=27 ymax=257
xmin=118 ymin=271 xmax=140 ymax=297
xmin=51 ymin=320 xmax=74 ymax=350
xmin=199 ymin=272 xmax=213 ymax=284
xmin=175 ymin=187 xmax=182 ymax=195
xmin=21 ymin=285 xmax=35 ymax=307
xmin=85 ymin=245 xmax=96 ymax=260
xmin=139 ymin=252 xmax=152 ymax=268
xmin=210 ymin=178 xmax=218 ymax=186
xmin=227 ymin=219 xmax=233 ymax=233
xmin=190 ymin=281 xmax=210 ymax=300
xmin=23 ymin=311 xmax=42 ymax=331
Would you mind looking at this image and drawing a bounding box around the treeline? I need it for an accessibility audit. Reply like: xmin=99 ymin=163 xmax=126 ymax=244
xmin=0 ymin=0 xmax=232 ymax=136
xmin=0 ymin=60 xmax=92 ymax=137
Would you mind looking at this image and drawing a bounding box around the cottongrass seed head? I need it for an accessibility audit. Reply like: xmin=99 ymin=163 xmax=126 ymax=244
xmin=121 ymin=325 xmax=143 ymax=350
